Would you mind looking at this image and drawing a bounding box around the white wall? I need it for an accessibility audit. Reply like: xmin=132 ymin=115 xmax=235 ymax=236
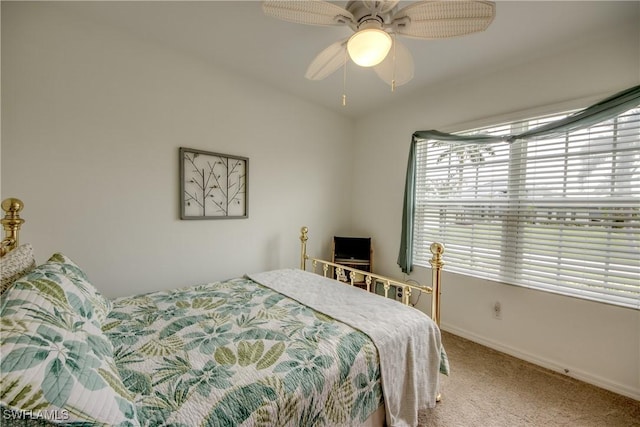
xmin=352 ymin=22 xmax=640 ymax=399
xmin=1 ymin=3 xmax=354 ymax=297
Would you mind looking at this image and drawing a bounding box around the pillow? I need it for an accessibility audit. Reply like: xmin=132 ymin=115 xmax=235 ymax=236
xmin=0 ymin=273 xmax=140 ymax=426
xmin=0 ymin=243 xmax=36 ymax=295
xmin=43 ymin=253 xmax=112 ymax=324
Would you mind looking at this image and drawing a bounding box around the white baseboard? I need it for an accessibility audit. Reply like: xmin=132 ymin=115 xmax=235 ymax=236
xmin=441 ymin=322 xmax=640 ymax=401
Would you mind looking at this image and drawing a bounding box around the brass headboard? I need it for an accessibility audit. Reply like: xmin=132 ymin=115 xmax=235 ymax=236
xmin=1 ymin=198 xmax=25 ymax=257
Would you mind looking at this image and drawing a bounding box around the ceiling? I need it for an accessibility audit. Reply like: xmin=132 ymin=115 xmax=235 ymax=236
xmin=58 ymin=1 xmax=638 ymax=118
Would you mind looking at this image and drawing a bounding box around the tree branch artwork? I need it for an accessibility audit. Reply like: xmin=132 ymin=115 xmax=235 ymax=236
xmin=180 ymin=148 xmax=248 ymax=219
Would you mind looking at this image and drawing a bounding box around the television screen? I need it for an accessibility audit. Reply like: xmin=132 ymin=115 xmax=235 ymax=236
xmin=334 ymin=237 xmax=371 ymax=261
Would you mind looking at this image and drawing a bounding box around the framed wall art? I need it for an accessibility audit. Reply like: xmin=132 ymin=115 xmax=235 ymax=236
xmin=180 ymin=147 xmax=248 ymax=219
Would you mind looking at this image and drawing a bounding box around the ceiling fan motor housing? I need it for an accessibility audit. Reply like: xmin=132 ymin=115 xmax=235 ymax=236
xmin=346 ymin=1 xmax=396 ymax=31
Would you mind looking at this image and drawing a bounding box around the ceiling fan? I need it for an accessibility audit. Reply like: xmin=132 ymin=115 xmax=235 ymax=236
xmin=263 ymin=0 xmax=496 ymax=90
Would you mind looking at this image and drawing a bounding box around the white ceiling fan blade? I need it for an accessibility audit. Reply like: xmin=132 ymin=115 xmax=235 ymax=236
xmin=262 ymin=0 xmax=354 ymax=26
xmin=374 ymin=38 xmax=414 ymax=87
xmin=391 ymin=0 xmax=495 ymax=39
xmin=305 ymin=39 xmax=348 ymax=80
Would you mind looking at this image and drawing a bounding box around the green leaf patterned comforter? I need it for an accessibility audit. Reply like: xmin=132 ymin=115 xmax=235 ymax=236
xmin=104 ymin=276 xmax=384 ymax=426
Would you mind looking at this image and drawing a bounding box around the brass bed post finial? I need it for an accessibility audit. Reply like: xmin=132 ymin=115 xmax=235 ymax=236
xmin=300 ymin=226 xmax=309 ymax=270
xmin=429 ymin=242 xmax=445 ymax=327
xmin=1 ymin=198 xmax=25 ymax=256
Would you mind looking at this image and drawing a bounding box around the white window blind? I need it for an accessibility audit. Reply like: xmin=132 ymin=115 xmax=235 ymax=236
xmin=413 ymin=108 xmax=640 ymax=309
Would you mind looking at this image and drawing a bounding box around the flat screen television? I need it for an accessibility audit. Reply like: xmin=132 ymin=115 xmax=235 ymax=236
xmin=333 ymin=237 xmax=371 ymax=261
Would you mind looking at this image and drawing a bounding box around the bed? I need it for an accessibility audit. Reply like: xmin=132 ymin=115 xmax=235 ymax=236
xmin=0 ymin=197 xmax=448 ymax=427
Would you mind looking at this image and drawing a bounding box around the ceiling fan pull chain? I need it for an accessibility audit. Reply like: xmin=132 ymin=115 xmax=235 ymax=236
xmin=342 ymin=50 xmax=348 ymax=106
xmin=391 ymin=33 xmax=397 ymax=92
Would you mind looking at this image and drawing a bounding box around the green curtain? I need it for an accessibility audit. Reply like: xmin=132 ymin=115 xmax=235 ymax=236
xmin=397 ymin=135 xmax=417 ymax=273
xmin=397 ymin=84 xmax=640 ymax=273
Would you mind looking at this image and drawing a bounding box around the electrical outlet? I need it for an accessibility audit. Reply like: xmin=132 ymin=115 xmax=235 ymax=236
xmin=493 ymin=301 xmax=502 ymax=319
xmin=396 ymin=286 xmax=404 ymax=301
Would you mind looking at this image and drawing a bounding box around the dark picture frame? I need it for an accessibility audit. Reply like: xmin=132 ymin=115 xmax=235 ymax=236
xmin=180 ymin=147 xmax=248 ymax=220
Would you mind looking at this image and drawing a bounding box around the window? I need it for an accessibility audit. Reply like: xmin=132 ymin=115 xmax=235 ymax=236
xmin=413 ymin=108 xmax=640 ymax=309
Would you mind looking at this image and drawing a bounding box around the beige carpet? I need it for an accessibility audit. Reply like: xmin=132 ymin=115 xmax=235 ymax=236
xmin=425 ymin=332 xmax=640 ymax=427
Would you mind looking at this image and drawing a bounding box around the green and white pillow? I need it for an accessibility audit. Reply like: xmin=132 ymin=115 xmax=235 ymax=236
xmin=0 ymin=262 xmax=138 ymax=426
xmin=42 ymin=253 xmax=112 ymax=325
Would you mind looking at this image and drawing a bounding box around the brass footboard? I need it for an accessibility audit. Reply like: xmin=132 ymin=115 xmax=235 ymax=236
xmin=299 ymin=226 xmax=444 ymax=326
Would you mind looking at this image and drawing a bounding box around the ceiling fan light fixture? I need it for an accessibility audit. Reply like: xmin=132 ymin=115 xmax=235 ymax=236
xmin=347 ymin=27 xmax=392 ymax=67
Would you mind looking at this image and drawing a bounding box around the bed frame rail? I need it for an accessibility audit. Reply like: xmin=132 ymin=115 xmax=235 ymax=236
xmin=299 ymin=226 xmax=444 ymax=326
